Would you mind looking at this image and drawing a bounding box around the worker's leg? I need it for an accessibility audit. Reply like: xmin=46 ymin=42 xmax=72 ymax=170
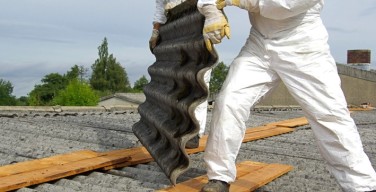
xmin=275 ymin=49 xmax=376 ymax=191
xmin=204 ymin=35 xmax=280 ymax=183
xmin=195 ymin=69 xmax=212 ymax=137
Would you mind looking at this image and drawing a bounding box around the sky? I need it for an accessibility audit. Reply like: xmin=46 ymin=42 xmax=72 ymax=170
xmin=0 ymin=1 xmax=375 ymax=97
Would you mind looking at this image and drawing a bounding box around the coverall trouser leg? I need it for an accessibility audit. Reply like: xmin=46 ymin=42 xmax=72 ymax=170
xmin=195 ymin=69 xmax=212 ymax=137
xmin=204 ymin=35 xmax=376 ymax=192
xmin=275 ymin=48 xmax=376 ymax=191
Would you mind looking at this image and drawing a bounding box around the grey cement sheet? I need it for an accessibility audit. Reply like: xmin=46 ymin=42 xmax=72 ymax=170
xmin=0 ymin=109 xmax=375 ymax=191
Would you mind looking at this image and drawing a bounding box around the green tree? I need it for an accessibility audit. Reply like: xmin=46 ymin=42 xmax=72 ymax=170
xmin=210 ymin=61 xmax=229 ymax=94
xmin=132 ymin=75 xmax=149 ymax=92
xmin=53 ymin=79 xmax=99 ymax=106
xmin=65 ymin=65 xmax=80 ymax=82
xmin=65 ymin=65 xmax=90 ymax=83
xmin=78 ymin=65 xmax=89 ymax=82
xmin=28 ymin=65 xmax=91 ymax=106
xmin=0 ymin=79 xmax=16 ymax=106
xmin=28 ymin=73 xmax=65 ymax=105
xmin=90 ymin=37 xmax=131 ymax=93
xmin=16 ymin=96 xmax=29 ymax=106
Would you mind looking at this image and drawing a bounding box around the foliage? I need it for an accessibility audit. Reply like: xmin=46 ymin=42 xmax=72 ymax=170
xmin=65 ymin=65 xmax=80 ymax=82
xmin=28 ymin=65 xmax=89 ymax=106
xmin=26 ymin=38 xmax=132 ymax=106
xmin=132 ymin=75 xmax=149 ymax=92
xmin=53 ymin=79 xmax=99 ymax=106
xmin=90 ymin=37 xmax=131 ymax=93
xmin=16 ymin=96 xmax=29 ymax=106
xmin=78 ymin=65 xmax=90 ymax=82
xmin=0 ymin=79 xmax=17 ymax=106
xmin=28 ymin=73 xmax=66 ymax=106
xmin=210 ymin=61 xmax=229 ymax=94
xmin=65 ymin=64 xmax=90 ymax=82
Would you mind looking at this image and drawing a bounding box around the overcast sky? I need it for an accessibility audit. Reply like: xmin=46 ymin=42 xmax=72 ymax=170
xmin=1 ymin=1 xmax=375 ymax=97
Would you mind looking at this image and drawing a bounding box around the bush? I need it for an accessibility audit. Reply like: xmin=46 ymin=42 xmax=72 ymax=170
xmin=53 ymin=79 xmax=99 ymax=106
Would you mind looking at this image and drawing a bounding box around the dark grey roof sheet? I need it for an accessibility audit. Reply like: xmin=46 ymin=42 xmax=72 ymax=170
xmin=132 ymin=0 xmax=218 ymax=185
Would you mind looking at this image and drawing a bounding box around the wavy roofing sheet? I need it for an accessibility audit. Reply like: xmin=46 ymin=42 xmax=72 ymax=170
xmin=132 ymin=0 xmax=218 ymax=185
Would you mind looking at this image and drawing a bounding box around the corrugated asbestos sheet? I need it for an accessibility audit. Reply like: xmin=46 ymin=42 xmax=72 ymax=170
xmin=132 ymin=0 xmax=218 ymax=185
xmin=1 ymin=108 xmax=374 ymax=191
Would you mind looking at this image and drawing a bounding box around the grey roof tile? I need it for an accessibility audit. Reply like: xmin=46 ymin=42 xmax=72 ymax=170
xmin=0 ymin=108 xmax=374 ymax=191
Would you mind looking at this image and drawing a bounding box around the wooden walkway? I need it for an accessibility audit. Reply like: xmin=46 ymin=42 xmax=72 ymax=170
xmin=0 ymin=117 xmax=308 ymax=191
xmin=158 ymin=161 xmax=293 ymax=192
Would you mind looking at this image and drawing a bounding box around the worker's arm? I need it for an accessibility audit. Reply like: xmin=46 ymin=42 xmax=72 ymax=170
xmin=197 ymin=0 xmax=230 ymax=52
xmin=197 ymin=0 xmax=216 ymax=7
xmin=154 ymin=0 xmax=167 ymax=25
xmin=215 ymin=0 xmax=321 ymax=20
xmin=149 ymin=0 xmax=166 ymax=53
xmin=258 ymin=0 xmax=322 ymax=20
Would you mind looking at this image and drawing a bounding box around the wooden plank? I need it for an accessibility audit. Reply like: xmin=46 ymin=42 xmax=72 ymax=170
xmin=185 ymin=138 xmax=207 ymax=154
xmin=158 ymin=175 xmax=207 ymax=192
xmin=245 ymin=125 xmax=279 ymax=134
xmin=0 ymin=150 xmax=100 ymax=178
xmin=233 ymin=161 xmax=267 ymax=179
xmin=349 ymin=108 xmax=373 ymax=111
xmin=102 ymin=147 xmax=154 ymax=170
xmin=104 ymin=142 xmax=285 ymax=175
xmin=157 ymin=161 xmax=293 ymax=192
xmin=105 ymin=126 xmax=295 ymax=169
xmin=266 ymin=117 xmax=308 ymax=127
xmin=103 ymin=145 xmax=205 ymax=170
xmin=187 ymin=125 xmax=294 ymax=154
xmin=157 ymin=161 xmax=267 ymax=192
xmin=0 ymin=153 xmax=131 ymax=191
xmin=242 ymin=127 xmax=294 ymax=142
xmin=230 ymin=163 xmax=293 ymax=191
xmin=276 ymin=118 xmax=309 ymax=128
xmin=187 ymin=127 xmax=294 ymax=154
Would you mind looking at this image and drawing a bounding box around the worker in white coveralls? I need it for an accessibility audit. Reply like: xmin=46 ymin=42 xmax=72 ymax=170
xmin=149 ymin=0 xmax=212 ymax=149
xmin=196 ymin=0 xmax=376 ymax=191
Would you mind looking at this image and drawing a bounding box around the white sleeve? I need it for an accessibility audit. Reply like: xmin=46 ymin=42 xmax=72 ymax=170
xmin=197 ymin=0 xmax=216 ymax=8
xmin=153 ymin=0 xmax=168 ymax=24
xmin=259 ymin=0 xmax=321 ymax=20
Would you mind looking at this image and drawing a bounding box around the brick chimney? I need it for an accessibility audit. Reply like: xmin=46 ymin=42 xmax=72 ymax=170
xmin=347 ymin=49 xmax=371 ymax=71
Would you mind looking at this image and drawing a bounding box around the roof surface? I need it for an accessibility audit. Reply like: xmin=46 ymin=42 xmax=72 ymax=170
xmin=0 ymin=108 xmax=375 ymax=191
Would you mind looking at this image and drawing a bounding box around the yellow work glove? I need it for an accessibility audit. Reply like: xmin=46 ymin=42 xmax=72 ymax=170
xmin=216 ymin=0 xmax=258 ymax=11
xmin=149 ymin=29 xmax=159 ymax=53
xmin=198 ymin=4 xmax=231 ymax=52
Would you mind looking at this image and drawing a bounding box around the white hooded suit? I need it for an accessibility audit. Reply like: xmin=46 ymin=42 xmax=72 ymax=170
xmin=197 ymin=0 xmax=376 ymax=191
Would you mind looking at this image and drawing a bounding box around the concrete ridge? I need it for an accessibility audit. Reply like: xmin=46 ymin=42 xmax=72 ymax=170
xmin=0 ymin=105 xmax=138 ymax=113
xmin=2 ymin=105 xmax=371 ymax=114
xmin=337 ymin=63 xmax=376 ymax=82
xmin=0 ymin=105 xmax=301 ymax=113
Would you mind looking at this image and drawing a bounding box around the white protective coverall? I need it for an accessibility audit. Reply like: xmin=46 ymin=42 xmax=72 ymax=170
xmin=154 ymin=0 xmax=212 ymax=136
xmin=197 ymin=0 xmax=376 ymax=191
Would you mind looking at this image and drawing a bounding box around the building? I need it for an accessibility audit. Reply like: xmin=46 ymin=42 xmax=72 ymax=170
xmin=98 ymin=93 xmax=146 ymax=107
xmin=257 ymin=63 xmax=376 ymax=107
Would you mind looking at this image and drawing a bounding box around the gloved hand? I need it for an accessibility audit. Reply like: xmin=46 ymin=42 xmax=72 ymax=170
xmin=149 ymin=29 xmax=159 ymax=53
xmin=216 ymin=0 xmax=258 ymax=11
xmin=198 ymin=4 xmax=230 ymax=52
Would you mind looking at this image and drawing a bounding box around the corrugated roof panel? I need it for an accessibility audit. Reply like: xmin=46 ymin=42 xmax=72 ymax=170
xmin=132 ymin=0 xmax=218 ymax=185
